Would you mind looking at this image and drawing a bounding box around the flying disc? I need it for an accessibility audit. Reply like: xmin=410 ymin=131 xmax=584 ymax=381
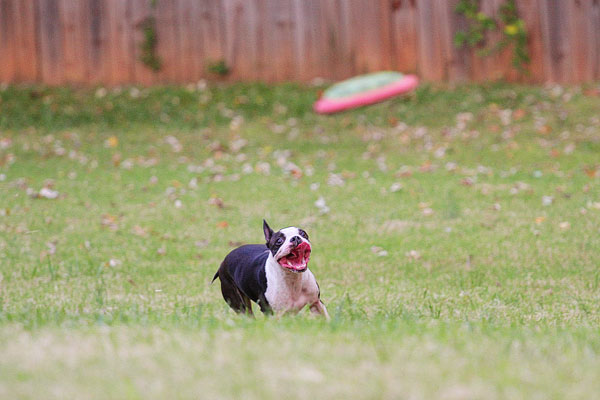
xmin=314 ymin=71 xmax=419 ymax=114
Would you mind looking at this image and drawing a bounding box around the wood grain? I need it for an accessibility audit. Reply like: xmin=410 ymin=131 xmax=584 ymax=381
xmin=0 ymin=0 xmax=597 ymax=85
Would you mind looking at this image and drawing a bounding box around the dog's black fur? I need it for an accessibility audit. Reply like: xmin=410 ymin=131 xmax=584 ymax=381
xmin=213 ymin=220 xmax=326 ymax=317
xmin=212 ymin=243 xmax=272 ymax=315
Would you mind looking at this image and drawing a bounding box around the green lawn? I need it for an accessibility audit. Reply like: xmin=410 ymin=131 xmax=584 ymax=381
xmin=1 ymin=82 xmax=599 ymax=399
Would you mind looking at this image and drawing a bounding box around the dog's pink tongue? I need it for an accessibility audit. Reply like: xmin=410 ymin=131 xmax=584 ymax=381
xmin=295 ymin=242 xmax=311 ymax=262
xmin=281 ymin=242 xmax=311 ymax=270
xmin=296 ymin=242 xmax=311 ymax=254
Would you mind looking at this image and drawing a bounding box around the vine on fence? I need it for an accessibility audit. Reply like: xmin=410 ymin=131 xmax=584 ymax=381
xmin=207 ymin=60 xmax=231 ymax=77
xmin=454 ymin=0 xmax=530 ymax=73
xmin=139 ymin=16 xmax=162 ymax=72
xmin=138 ymin=0 xmax=161 ymax=72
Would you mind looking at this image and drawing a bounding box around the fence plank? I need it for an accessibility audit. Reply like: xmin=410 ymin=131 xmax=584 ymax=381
xmin=378 ymin=0 xmax=394 ymax=71
xmin=516 ymin=0 xmax=544 ymax=82
xmin=568 ymin=0 xmax=586 ymax=82
xmin=59 ymin=0 xmax=88 ymax=83
xmin=37 ymin=0 xmax=64 ymax=84
xmin=540 ymin=0 xmax=573 ymax=83
xmin=13 ymin=1 xmax=40 ymax=82
xmin=2 ymin=0 xmax=599 ymax=85
xmin=416 ymin=0 xmax=444 ymax=81
xmin=493 ymin=0 xmax=515 ymax=80
xmin=437 ymin=0 xmax=471 ymax=81
xmin=477 ymin=0 xmax=501 ymax=81
xmin=265 ymin=0 xmax=295 ymax=81
xmin=0 ymin=0 xmax=17 ymax=82
xmin=390 ymin=0 xmax=419 ymax=74
xmin=434 ymin=0 xmax=451 ymax=80
xmin=589 ymin=0 xmax=600 ymax=80
xmin=186 ymin=0 xmax=206 ymax=81
xmin=155 ymin=0 xmax=181 ymax=82
xmin=177 ymin=0 xmax=200 ymax=81
xmin=337 ymin=0 xmax=356 ymax=78
xmin=105 ymin=0 xmax=133 ymax=84
xmin=131 ymin=0 xmax=156 ymax=85
xmin=315 ymin=0 xmax=348 ymax=79
xmin=197 ymin=0 xmax=226 ymax=78
xmin=85 ymin=0 xmax=109 ymax=84
xmin=348 ymin=0 xmax=386 ymax=74
xmin=568 ymin=0 xmax=599 ymax=82
xmin=292 ymin=0 xmax=324 ymax=80
xmin=222 ymin=0 xmax=258 ymax=81
xmin=291 ymin=0 xmax=309 ymax=80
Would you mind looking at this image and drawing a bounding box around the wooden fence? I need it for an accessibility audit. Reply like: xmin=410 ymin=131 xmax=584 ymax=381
xmin=1 ymin=0 xmax=599 ymax=85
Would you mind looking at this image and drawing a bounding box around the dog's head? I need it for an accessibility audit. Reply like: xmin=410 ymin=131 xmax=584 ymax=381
xmin=263 ymin=220 xmax=311 ymax=273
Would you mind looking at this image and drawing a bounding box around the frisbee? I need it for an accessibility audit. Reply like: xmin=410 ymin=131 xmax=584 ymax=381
xmin=314 ymin=71 xmax=419 ymax=114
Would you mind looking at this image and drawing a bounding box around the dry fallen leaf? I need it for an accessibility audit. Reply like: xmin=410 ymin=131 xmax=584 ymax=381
xmin=112 ymin=153 xmax=121 ymax=167
xmin=370 ymin=246 xmax=388 ymax=257
xmin=537 ymin=125 xmax=552 ymax=135
xmin=101 ymin=214 xmax=119 ymax=231
xmin=390 ymin=183 xmax=403 ymax=192
xmin=584 ymin=166 xmax=599 ymax=178
xmin=461 ymin=177 xmax=475 ymax=186
xmin=194 ymin=240 xmax=209 ymax=249
xmin=38 ymin=187 xmax=59 ymax=199
xmin=513 ymin=108 xmax=527 ymax=120
xmin=105 ymin=136 xmax=119 ymax=148
xmin=216 ymin=221 xmax=229 ymax=228
xmin=315 ymin=197 xmax=330 ymax=214
xmin=420 ymin=161 xmax=433 ymax=173
xmin=108 ymin=259 xmax=122 ymax=267
xmin=290 ymin=168 xmax=303 ymax=179
xmin=327 ymin=173 xmax=345 ymax=186
xmin=208 ymin=197 xmax=225 ymax=208
xmin=132 ymin=225 xmax=148 ymax=237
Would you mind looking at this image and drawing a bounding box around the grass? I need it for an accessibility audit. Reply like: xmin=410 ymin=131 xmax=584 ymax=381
xmin=1 ymin=81 xmax=600 ymax=399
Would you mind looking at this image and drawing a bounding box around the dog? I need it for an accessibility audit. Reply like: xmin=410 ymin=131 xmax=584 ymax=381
xmin=212 ymin=220 xmax=329 ymax=319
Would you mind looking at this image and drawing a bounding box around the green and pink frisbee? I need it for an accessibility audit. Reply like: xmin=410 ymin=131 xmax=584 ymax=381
xmin=314 ymin=71 xmax=419 ymax=114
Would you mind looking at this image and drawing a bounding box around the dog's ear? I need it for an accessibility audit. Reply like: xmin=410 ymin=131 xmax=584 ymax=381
xmin=263 ymin=219 xmax=274 ymax=244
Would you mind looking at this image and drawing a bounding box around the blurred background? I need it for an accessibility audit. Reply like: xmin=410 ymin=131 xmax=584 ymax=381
xmin=2 ymin=2 xmax=600 ymax=398
xmin=0 ymin=0 xmax=599 ymax=86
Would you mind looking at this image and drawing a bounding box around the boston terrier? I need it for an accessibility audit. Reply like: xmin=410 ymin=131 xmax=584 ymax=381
xmin=212 ymin=220 xmax=329 ymax=319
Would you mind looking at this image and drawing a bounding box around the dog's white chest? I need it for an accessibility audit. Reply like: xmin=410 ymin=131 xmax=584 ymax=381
xmin=265 ymin=263 xmax=319 ymax=313
xmin=267 ymin=282 xmax=313 ymax=312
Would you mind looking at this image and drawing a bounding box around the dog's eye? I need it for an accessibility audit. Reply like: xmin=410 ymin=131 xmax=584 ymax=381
xmin=299 ymin=230 xmax=308 ymax=239
xmin=275 ymin=238 xmax=284 ymax=246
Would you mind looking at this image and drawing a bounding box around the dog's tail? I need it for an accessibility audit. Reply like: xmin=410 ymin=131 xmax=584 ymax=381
xmin=211 ymin=262 xmax=224 ymax=284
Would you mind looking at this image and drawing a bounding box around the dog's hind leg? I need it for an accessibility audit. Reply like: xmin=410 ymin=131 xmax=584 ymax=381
xmin=257 ymin=295 xmax=272 ymax=316
xmin=218 ymin=271 xmax=253 ymax=316
xmin=242 ymin=296 xmax=254 ymax=317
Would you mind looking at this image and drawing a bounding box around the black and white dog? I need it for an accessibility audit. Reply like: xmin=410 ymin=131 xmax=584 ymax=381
xmin=212 ymin=220 xmax=329 ymax=319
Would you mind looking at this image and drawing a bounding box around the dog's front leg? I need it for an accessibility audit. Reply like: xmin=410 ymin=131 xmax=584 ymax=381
xmin=310 ymin=300 xmax=330 ymax=320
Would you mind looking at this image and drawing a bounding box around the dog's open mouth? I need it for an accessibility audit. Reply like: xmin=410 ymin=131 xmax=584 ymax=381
xmin=278 ymin=242 xmax=311 ymax=272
